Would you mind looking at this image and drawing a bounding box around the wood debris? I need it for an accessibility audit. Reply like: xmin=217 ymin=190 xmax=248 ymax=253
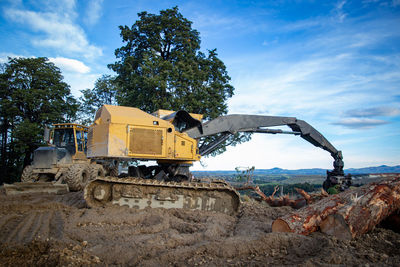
xmin=271 ymin=174 xmax=400 ymax=239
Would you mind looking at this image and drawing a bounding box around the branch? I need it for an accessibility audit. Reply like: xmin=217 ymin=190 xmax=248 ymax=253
xmin=271 ymin=185 xmax=279 ymax=198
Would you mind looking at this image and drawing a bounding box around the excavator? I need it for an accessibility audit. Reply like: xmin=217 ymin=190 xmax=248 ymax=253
xmin=4 ymin=105 xmax=350 ymax=214
xmin=83 ymin=105 xmax=351 ymax=215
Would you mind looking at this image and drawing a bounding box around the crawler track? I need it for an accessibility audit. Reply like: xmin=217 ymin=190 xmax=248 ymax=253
xmin=84 ymin=177 xmax=240 ymax=215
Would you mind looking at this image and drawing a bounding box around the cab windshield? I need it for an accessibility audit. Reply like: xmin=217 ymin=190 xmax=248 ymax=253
xmin=53 ymin=128 xmax=76 ymax=155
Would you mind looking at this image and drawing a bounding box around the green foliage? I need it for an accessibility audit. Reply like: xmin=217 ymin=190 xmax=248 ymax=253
xmin=0 ymin=57 xmax=79 ymax=183
xmin=107 ymin=6 xmax=249 ymax=156
xmin=109 ymin=6 xmax=233 ymax=116
xmin=234 ymin=166 xmax=255 ymax=183
xmin=79 ymin=75 xmax=118 ymax=125
xmin=327 ymin=185 xmax=340 ymax=194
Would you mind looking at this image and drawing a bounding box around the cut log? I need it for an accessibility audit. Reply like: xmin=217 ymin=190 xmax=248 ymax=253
xmin=320 ymin=175 xmax=400 ymax=239
xmin=272 ymin=174 xmax=400 ymax=239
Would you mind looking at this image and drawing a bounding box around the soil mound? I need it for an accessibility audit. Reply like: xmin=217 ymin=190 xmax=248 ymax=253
xmin=0 ymin=190 xmax=399 ymax=266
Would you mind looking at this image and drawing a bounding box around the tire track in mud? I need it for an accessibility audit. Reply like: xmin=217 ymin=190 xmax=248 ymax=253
xmin=55 ymin=192 xmax=86 ymax=209
xmin=49 ymin=211 xmax=64 ymax=239
xmin=0 ymin=214 xmax=20 ymax=230
xmin=2 ymin=211 xmax=64 ymax=244
xmin=25 ymin=213 xmax=45 ymax=242
xmin=4 ymin=213 xmax=37 ymax=243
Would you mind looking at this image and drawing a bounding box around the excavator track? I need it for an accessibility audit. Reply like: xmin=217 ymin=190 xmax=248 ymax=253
xmin=84 ymin=177 xmax=240 ymax=215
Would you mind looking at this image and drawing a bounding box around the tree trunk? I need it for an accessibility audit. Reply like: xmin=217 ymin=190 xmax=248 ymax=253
xmin=272 ymin=174 xmax=400 ymax=239
xmin=0 ymin=119 xmax=7 ymax=184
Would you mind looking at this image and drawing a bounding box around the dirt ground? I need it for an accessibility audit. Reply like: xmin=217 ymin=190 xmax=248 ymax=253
xmin=0 ymin=188 xmax=399 ymax=266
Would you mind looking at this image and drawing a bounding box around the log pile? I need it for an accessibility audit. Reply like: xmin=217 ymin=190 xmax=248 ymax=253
xmin=271 ymin=174 xmax=400 ymax=239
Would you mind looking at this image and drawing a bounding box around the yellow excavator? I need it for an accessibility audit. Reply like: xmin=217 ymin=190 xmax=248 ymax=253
xmin=83 ymin=105 xmax=351 ymax=215
xmin=5 ymin=105 xmax=350 ymax=215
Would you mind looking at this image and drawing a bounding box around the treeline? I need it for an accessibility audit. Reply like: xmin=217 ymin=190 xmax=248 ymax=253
xmin=0 ymin=57 xmax=80 ymax=183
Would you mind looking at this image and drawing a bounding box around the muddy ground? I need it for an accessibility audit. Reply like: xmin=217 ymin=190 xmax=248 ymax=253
xmin=0 ymin=188 xmax=399 ymax=266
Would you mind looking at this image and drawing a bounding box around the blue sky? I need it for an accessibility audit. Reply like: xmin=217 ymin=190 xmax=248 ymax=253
xmin=1 ymin=0 xmax=399 ymax=170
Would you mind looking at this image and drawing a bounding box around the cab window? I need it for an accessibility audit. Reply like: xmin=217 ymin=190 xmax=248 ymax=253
xmin=53 ymin=128 xmax=76 ymax=154
xmin=76 ymin=130 xmax=84 ymax=152
xmin=84 ymin=131 xmax=88 ymax=153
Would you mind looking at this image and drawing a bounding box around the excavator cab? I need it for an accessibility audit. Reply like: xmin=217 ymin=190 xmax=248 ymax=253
xmin=51 ymin=124 xmax=88 ymax=159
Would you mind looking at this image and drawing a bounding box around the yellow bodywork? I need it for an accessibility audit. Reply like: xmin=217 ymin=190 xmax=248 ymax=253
xmin=87 ymin=105 xmax=201 ymax=164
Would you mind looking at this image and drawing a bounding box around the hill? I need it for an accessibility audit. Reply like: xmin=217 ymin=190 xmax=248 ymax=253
xmin=193 ymin=165 xmax=400 ymax=176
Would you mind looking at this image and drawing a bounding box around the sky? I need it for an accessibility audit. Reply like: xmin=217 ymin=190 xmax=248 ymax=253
xmin=0 ymin=0 xmax=399 ymax=171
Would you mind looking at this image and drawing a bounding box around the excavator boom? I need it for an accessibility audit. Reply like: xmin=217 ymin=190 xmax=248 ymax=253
xmin=184 ymin=113 xmax=348 ymax=190
xmin=185 ymin=114 xmax=339 ymax=158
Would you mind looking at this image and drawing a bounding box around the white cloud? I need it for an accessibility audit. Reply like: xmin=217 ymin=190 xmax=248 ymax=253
xmin=333 ymin=118 xmax=389 ymax=129
xmin=49 ymin=57 xmax=90 ymax=74
xmin=62 ymin=72 xmax=100 ymax=96
xmin=227 ymin=55 xmax=359 ymax=117
xmin=0 ymin=53 xmax=96 ymax=96
xmin=191 ymin=11 xmax=269 ymax=38
xmin=226 ymin=15 xmax=400 ymax=119
xmin=345 ymin=107 xmax=400 ymax=117
xmin=4 ymin=6 xmax=102 ymax=59
xmin=85 ymin=0 xmax=104 ymax=26
xmin=192 ymin=13 xmax=243 ymax=30
xmin=334 ymin=0 xmax=347 ymax=22
xmin=282 ymin=17 xmax=326 ymax=32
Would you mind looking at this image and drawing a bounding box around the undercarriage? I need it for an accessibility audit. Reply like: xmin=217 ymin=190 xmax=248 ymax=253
xmin=84 ymin=176 xmax=240 ymax=215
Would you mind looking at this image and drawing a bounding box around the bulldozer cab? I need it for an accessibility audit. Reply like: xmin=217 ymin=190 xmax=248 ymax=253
xmin=51 ymin=123 xmax=88 ymax=159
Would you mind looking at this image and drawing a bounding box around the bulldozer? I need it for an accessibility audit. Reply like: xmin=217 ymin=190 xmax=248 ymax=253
xmin=4 ymin=123 xmax=107 ymax=195
xmin=83 ymin=105 xmax=351 ymax=215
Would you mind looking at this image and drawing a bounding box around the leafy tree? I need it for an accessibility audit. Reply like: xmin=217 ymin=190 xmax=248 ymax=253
xmin=108 ymin=6 xmax=250 ymax=156
xmin=0 ymin=57 xmax=79 ymax=183
xmin=79 ymin=74 xmax=118 ymax=125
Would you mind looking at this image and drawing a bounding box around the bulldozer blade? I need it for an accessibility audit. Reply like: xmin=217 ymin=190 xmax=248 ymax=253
xmin=3 ymin=182 xmax=69 ymax=195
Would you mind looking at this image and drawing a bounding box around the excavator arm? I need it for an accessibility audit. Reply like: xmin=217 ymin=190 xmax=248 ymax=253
xmin=184 ymin=114 xmax=350 ymax=190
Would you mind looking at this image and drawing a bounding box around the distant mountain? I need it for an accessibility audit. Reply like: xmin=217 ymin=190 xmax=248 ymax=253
xmin=345 ymin=165 xmax=400 ymax=174
xmin=193 ymin=165 xmax=400 ymax=176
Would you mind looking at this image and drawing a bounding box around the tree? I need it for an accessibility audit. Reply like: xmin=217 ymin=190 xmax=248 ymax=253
xmin=0 ymin=57 xmax=79 ymax=183
xmin=79 ymin=74 xmax=118 ymax=125
xmin=108 ymin=6 xmax=249 ymax=156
